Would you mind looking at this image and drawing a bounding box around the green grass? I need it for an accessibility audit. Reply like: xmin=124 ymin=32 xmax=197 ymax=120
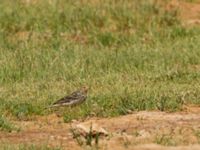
xmin=0 ymin=115 xmax=19 ymax=132
xmin=0 ymin=0 xmax=200 ymax=121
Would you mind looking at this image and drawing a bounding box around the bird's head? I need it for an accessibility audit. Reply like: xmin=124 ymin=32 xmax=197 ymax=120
xmin=81 ymin=86 xmax=89 ymax=94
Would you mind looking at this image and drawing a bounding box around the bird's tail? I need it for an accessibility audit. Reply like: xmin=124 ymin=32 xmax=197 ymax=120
xmin=44 ymin=103 xmax=69 ymax=110
xmin=44 ymin=104 xmax=57 ymax=110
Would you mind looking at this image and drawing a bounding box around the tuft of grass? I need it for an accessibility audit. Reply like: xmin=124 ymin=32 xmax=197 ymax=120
xmin=0 ymin=115 xmax=19 ymax=132
xmin=70 ymin=124 xmax=101 ymax=147
xmin=195 ymin=130 xmax=200 ymax=144
xmin=155 ymin=134 xmax=177 ymax=146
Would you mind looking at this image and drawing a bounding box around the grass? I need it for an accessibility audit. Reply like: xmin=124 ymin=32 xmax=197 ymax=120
xmin=0 ymin=143 xmax=61 ymax=150
xmin=0 ymin=0 xmax=200 ymax=122
xmin=0 ymin=115 xmax=19 ymax=132
xmin=155 ymin=134 xmax=177 ymax=146
xmin=70 ymin=124 xmax=100 ymax=147
xmin=195 ymin=130 xmax=200 ymax=143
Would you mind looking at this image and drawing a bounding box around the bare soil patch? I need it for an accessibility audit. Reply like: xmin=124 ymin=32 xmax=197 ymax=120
xmin=0 ymin=106 xmax=200 ymax=150
xmin=168 ymin=0 xmax=200 ymax=25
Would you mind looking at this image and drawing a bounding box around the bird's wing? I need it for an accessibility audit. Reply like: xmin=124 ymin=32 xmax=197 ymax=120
xmin=52 ymin=90 xmax=82 ymax=105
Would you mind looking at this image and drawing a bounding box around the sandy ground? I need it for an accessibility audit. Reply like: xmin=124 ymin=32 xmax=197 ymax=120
xmin=0 ymin=106 xmax=200 ymax=150
xmin=169 ymin=0 xmax=200 ymax=25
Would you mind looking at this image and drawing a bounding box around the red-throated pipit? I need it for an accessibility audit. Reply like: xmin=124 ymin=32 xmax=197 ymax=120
xmin=48 ymin=86 xmax=88 ymax=108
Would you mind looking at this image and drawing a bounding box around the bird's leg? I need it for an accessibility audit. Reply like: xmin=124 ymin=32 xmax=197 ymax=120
xmin=55 ymin=107 xmax=64 ymax=117
xmin=55 ymin=112 xmax=61 ymax=117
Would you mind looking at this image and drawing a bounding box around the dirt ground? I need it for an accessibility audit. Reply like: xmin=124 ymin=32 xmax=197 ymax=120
xmin=1 ymin=0 xmax=200 ymax=150
xmin=0 ymin=105 xmax=200 ymax=150
xmin=168 ymin=0 xmax=200 ymax=25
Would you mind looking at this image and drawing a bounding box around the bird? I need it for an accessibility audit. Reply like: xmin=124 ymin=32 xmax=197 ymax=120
xmin=48 ymin=86 xmax=88 ymax=108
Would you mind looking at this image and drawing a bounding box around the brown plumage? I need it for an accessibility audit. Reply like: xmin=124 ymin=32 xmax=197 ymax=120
xmin=49 ymin=86 xmax=88 ymax=108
